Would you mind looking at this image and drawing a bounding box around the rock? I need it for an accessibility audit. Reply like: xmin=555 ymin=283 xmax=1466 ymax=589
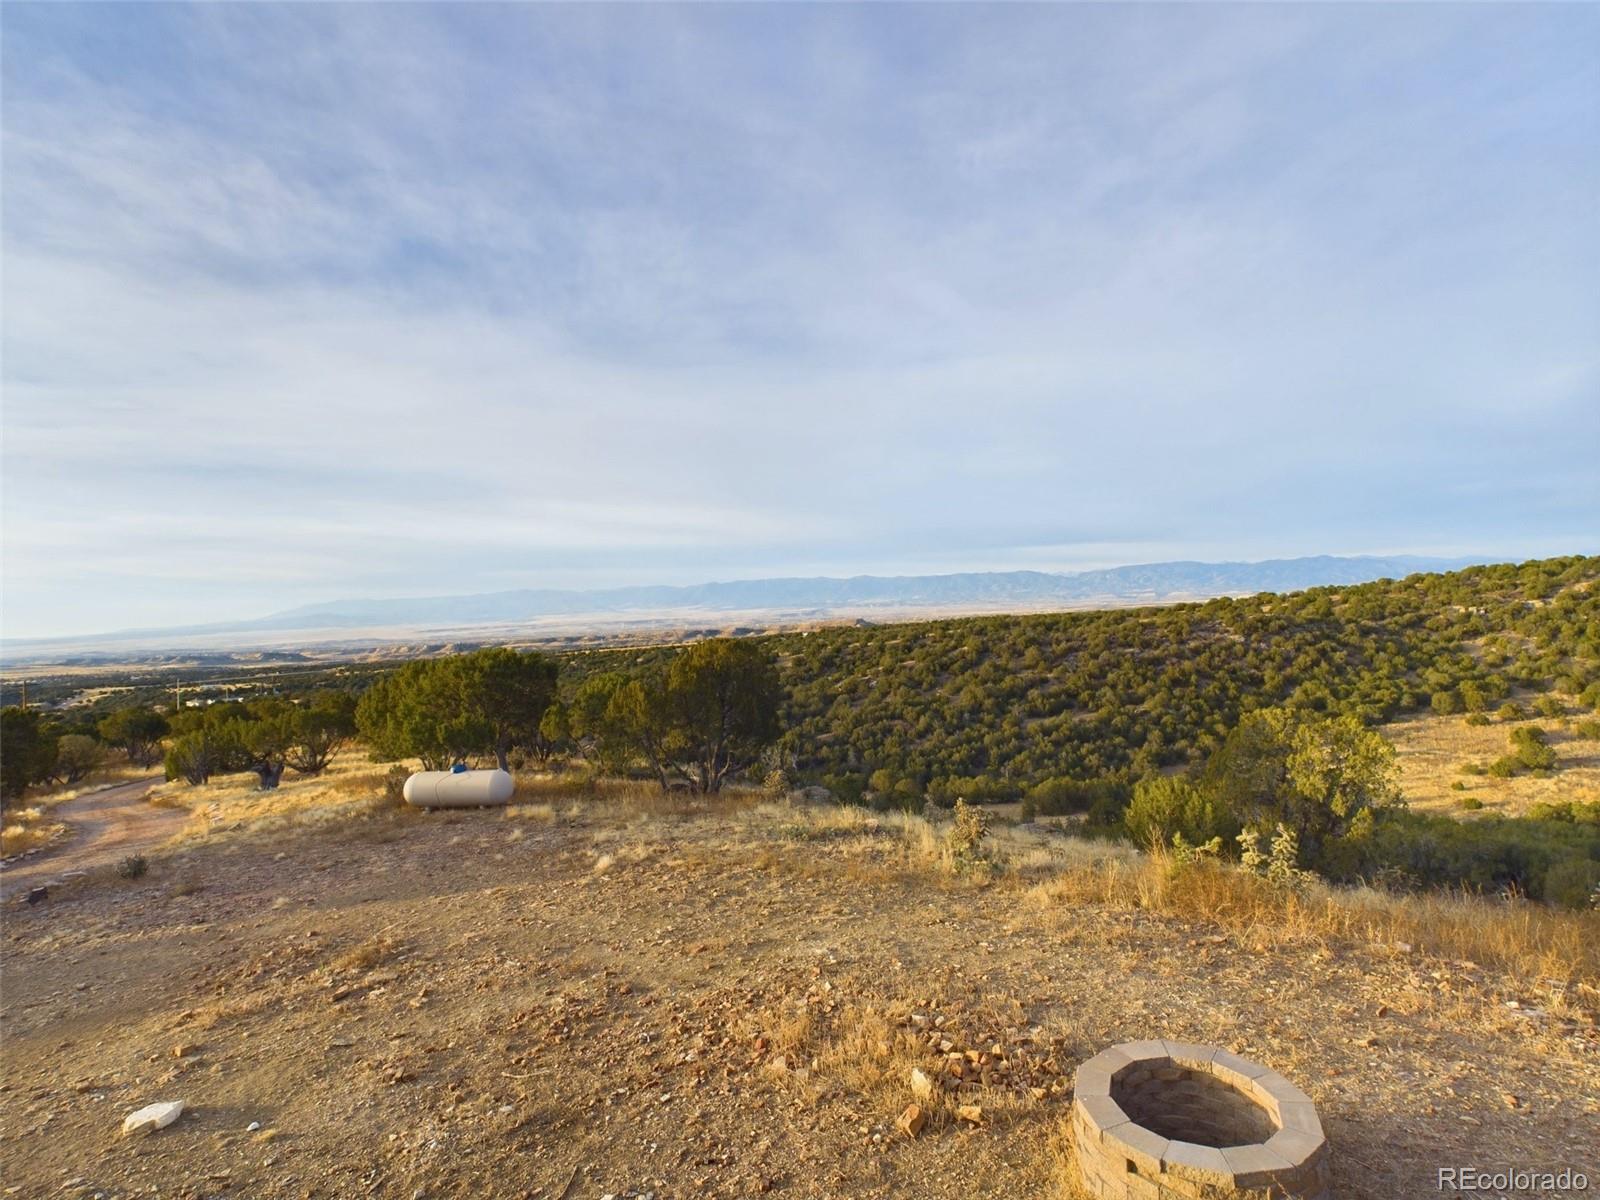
xmin=956 ymin=1104 xmax=982 ymax=1124
xmin=247 ymin=1122 xmax=261 ymax=1132
xmin=122 ymin=1100 xmax=185 ymax=1135
xmin=909 ymin=1068 xmax=935 ymax=1100
xmin=895 ymin=1104 xmax=926 ymax=1138
xmin=1502 ymin=1092 xmax=1522 ymax=1110
xmin=26 ymin=887 xmax=47 ymax=905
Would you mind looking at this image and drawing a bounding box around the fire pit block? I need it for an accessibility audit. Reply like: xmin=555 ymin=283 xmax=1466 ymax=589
xmin=1071 ymin=1040 xmax=1330 ymax=1199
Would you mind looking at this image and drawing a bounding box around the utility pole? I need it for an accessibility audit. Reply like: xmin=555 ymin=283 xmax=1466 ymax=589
xmin=19 ymin=680 xmax=28 ymax=710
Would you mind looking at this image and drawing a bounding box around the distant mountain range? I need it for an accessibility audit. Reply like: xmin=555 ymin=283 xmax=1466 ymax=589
xmin=26 ymin=554 xmax=1479 ymax=651
xmin=9 ymin=560 xmax=1497 ymax=662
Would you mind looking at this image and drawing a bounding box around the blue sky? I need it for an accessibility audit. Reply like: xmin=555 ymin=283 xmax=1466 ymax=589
xmin=3 ymin=4 xmax=1597 ymax=638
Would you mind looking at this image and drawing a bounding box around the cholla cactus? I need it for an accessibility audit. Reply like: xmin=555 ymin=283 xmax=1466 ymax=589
xmin=1237 ymin=828 xmax=1266 ymax=873
xmin=1170 ymin=833 xmax=1222 ymax=865
xmin=1236 ymin=825 xmax=1312 ymax=888
xmin=947 ymin=798 xmax=988 ymax=864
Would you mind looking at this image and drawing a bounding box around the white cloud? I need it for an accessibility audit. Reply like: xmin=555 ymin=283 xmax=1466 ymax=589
xmin=2 ymin=4 xmax=1596 ymax=636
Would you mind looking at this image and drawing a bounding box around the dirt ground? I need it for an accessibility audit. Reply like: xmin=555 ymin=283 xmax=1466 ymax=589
xmin=0 ymin=776 xmax=173 ymax=903
xmin=3 ymin=797 xmax=1597 ymax=1200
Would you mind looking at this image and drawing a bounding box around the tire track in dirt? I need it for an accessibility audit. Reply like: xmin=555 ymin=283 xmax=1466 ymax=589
xmin=1 ymin=775 xmax=175 ymax=901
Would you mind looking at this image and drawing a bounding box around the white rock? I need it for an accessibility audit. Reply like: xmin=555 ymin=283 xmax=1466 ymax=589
xmin=122 ymin=1100 xmax=185 ymax=1135
xmin=910 ymin=1068 xmax=935 ymax=1099
xmin=247 ymin=1121 xmax=261 ymax=1132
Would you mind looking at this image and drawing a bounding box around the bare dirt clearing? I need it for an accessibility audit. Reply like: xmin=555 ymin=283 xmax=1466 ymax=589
xmin=3 ymin=799 xmax=1596 ymax=1199
xmin=0 ymin=776 xmax=172 ymax=902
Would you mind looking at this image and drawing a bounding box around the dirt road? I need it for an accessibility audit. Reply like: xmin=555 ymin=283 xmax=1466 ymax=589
xmin=0 ymin=775 xmax=175 ymax=901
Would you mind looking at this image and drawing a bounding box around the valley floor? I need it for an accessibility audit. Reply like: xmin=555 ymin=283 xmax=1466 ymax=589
xmin=3 ymin=796 xmax=1597 ymax=1199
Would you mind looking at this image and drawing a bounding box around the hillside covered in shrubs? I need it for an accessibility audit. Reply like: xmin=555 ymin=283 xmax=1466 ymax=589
xmin=6 ymin=556 xmax=1597 ymax=905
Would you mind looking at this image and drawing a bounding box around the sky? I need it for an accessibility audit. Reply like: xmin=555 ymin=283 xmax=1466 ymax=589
xmin=2 ymin=4 xmax=1597 ymax=639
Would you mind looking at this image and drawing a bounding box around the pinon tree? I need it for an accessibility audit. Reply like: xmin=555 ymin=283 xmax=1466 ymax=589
xmin=97 ymin=706 xmax=170 ymax=767
xmin=1203 ymin=707 xmax=1397 ymax=864
xmin=454 ymin=648 xmax=560 ymax=771
xmin=355 ymin=649 xmax=560 ymax=771
xmin=283 ymin=691 xmax=358 ymax=776
xmin=605 ymin=638 xmax=783 ymax=793
xmin=1 ymin=706 xmax=57 ymax=807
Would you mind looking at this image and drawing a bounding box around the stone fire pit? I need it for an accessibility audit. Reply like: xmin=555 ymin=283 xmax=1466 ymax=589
xmin=1071 ymin=1040 xmax=1329 ymax=1199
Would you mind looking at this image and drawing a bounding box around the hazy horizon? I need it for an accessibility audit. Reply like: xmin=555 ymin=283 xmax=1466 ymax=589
xmin=4 ymin=5 xmax=1597 ymax=639
xmin=1 ymin=550 xmax=1567 ymax=647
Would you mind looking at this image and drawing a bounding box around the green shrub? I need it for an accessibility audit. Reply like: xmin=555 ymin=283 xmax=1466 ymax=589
xmin=1123 ymin=776 xmax=1237 ymax=850
xmin=1510 ymin=726 xmax=1556 ymax=771
xmin=1497 ymin=702 xmax=1527 ymax=722
xmin=1542 ymin=858 xmax=1600 ymax=910
xmin=822 ymin=773 xmax=865 ymax=806
xmin=1457 ymin=796 xmax=1483 ymax=810
xmin=1327 ymin=809 xmax=1600 ymax=903
xmin=1527 ymin=800 xmax=1600 ymax=825
xmin=1026 ymin=777 xmax=1125 ymax=817
xmin=1464 ymin=713 xmax=1490 ymax=727
xmin=1488 ymin=756 xmax=1518 ymax=778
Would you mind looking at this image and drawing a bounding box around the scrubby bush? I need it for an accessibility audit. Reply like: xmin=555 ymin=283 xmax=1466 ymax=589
xmin=1025 ymin=777 xmax=1122 ymax=816
xmin=946 ymin=799 xmax=988 ymax=866
xmin=52 ymin=735 xmax=105 ymax=784
xmin=1510 ymin=726 xmax=1557 ymax=771
xmin=1123 ymin=776 xmax=1237 ymax=850
xmin=1542 ymin=859 xmax=1600 ymax=911
xmin=1488 ymin=757 xmax=1518 ymax=778
xmin=117 ymin=854 xmax=148 ymax=879
xmin=381 ymin=765 xmax=410 ymax=808
xmin=1327 ymin=809 xmax=1600 ymax=903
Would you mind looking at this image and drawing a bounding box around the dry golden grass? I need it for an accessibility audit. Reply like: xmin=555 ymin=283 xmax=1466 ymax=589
xmin=1 ymin=765 xmax=156 ymax=858
xmin=510 ymin=770 xmax=764 ymax=819
xmin=1 ymin=810 xmax=66 ymax=857
xmin=331 ymin=934 xmax=403 ymax=972
xmin=1384 ymin=709 xmax=1600 ymax=816
xmin=719 ymin=800 xmax=1598 ymax=1000
xmin=150 ymin=747 xmax=408 ymax=842
xmin=142 ymin=761 xmax=1600 ymax=1006
xmin=1028 ymin=849 xmax=1600 ymax=997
